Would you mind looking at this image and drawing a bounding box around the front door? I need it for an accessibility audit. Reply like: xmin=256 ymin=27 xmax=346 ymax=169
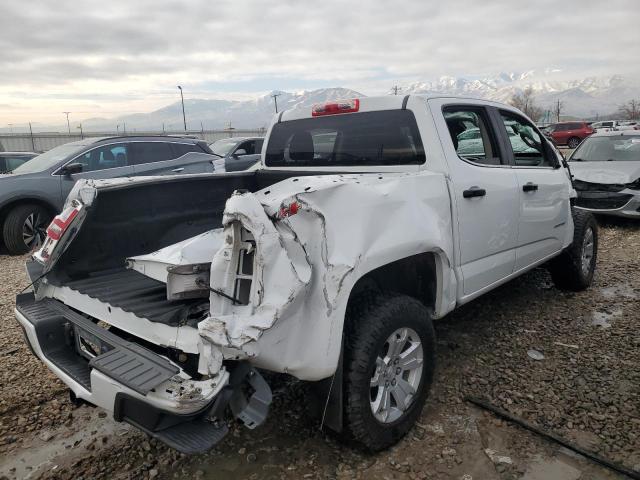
xmin=496 ymin=110 xmax=571 ymax=271
xmin=430 ymin=99 xmax=520 ymax=297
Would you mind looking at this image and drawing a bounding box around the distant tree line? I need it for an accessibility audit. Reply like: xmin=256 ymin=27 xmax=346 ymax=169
xmin=510 ymin=89 xmax=640 ymax=122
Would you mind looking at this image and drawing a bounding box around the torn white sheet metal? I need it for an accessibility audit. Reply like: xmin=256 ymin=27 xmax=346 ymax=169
xmin=196 ymin=172 xmax=455 ymax=381
xmin=198 ymin=191 xmax=312 ymax=358
xmin=127 ymin=229 xmax=225 ymax=284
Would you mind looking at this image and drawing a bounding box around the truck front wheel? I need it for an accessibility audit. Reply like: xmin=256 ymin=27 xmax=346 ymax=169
xmin=548 ymin=209 xmax=598 ymax=291
xmin=343 ymin=292 xmax=435 ymax=451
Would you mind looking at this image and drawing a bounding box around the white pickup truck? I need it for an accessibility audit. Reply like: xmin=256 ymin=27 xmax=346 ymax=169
xmin=16 ymin=95 xmax=598 ymax=454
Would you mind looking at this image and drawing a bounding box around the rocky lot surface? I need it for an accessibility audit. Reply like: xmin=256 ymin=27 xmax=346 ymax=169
xmin=0 ymin=217 xmax=638 ymax=480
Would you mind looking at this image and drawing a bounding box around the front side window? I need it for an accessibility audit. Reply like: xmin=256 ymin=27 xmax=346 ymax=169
xmin=265 ymin=110 xmax=425 ymax=167
xmin=443 ymin=107 xmax=502 ymax=166
xmin=130 ymin=142 xmax=174 ymax=165
xmin=74 ymin=143 xmax=130 ymax=172
xmin=236 ymin=141 xmax=256 ymax=155
xmin=500 ymin=112 xmax=553 ymax=167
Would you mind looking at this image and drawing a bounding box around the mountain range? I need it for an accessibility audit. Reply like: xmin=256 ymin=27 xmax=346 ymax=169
xmin=31 ymin=72 xmax=640 ymax=132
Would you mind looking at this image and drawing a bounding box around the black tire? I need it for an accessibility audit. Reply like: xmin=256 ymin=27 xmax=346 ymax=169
xmin=567 ymin=137 xmax=581 ymax=149
xmin=2 ymin=204 xmax=51 ymax=255
xmin=548 ymin=209 xmax=598 ymax=291
xmin=343 ymin=292 xmax=436 ymax=451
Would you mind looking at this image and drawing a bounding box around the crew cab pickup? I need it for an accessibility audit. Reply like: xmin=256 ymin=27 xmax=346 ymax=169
xmin=16 ymin=96 xmax=598 ymax=454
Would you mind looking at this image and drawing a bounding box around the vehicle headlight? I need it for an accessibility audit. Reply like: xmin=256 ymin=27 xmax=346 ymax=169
xmin=627 ymin=178 xmax=640 ymax=190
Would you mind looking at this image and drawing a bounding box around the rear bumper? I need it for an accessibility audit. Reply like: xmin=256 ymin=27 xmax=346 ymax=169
xmin=15 ymin=292 xmax=237 ymax=453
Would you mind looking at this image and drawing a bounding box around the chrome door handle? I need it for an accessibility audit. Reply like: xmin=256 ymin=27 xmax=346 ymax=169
xmin=171 ymin=167 xmax=185 ymax=173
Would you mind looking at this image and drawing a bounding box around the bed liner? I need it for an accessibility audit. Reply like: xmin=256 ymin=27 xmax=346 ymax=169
xmin=50 ymin=268 xmax=207 ymax=326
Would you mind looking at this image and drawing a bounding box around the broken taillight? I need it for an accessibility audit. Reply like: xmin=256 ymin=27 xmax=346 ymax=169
xmin=278 ymin=202 xmax=300 ymax=219
xmin=312 ymin=99 xmax=359 ymax=116
xmin=46 ymin=206 xmax=80 ymax=241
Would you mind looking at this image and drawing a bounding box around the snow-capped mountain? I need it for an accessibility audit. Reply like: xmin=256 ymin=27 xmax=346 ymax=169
xmin=402 ymin=72 xmax=640 ymax=118
xmin=74 ymin=73 xmax=640 ymax=132
xmin=81 ymin=88 xmax=365 ymax=131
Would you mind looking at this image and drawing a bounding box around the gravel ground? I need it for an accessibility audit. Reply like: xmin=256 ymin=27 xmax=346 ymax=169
xmin=0 ymin=218 xmax=638 ymax=480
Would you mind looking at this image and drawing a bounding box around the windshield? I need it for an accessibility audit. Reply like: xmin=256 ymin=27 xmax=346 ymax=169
xmin=265 ymin=110 xmax=425 ymax=167
xmin=570 ymin=135 xmax=640 ymax=162
xmin=210 ymin=139 xmax=238 ymax=157
xmin=11 ymin=143 xmax=87 ymax=174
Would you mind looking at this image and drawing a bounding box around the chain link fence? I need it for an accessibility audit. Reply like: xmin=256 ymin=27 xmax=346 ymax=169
xmin=0 ymin=129 xmax=267 ymax=153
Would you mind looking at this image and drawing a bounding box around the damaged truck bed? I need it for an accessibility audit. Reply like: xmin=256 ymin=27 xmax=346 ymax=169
xmin=16 ymin=95 xmax=598 ymax=454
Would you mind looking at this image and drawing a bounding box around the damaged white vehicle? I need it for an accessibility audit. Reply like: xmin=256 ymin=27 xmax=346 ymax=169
xmin=16 ymin=96 xmax=598 ymax=454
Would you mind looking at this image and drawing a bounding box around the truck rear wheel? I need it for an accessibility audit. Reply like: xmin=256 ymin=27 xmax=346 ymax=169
xmin=3 ymin=204 xmax=51 ymax=255
xmin=548 ymin=209 xmax=598 ymax=291
xmin=343 ymin=292 xmax=435 ymax=451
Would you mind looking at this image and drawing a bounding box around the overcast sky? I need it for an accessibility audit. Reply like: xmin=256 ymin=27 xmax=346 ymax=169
xmin=1 ymin=0 xmax=638 ymax=125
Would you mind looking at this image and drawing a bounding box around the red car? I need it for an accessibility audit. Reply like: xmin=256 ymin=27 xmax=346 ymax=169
xmin=546 ymin=121 xmax=595 ymax=148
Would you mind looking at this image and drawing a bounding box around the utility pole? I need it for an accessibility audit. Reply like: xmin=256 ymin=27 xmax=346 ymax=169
xmin=554 ymin=99 xmax=563 ymax=123
xmin=116 ymin=124 xmax=120 ymax=134
xmin=123 ymin=122 xmax=127 ymax=135
xmin=391 ymin=85 xmax=401 ymax=95
xmin=162 ymin=123 xmax=165 ymax=134
xmin=78 ymin=123 xmax=84 ymax=139
xmin=200 ymin=121 xmax=204 ymax=134
xmin=270 ymin=92 xmax=281 ymax=113
xmin=29 ymin=122 xmax=36 ymax=151
xmin=63 ymin=112 xmax=71 ymax=134
xmin=177 ymin=86 xmax=187 ymax=131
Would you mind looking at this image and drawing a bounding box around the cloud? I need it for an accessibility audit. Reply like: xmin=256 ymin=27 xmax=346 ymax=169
xmin=1 ymin=0 xmax=638 ymax=122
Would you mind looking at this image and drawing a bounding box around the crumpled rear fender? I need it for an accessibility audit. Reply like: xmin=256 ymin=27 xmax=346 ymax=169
xmin=198 ymin=172 xmax=455 ymax=381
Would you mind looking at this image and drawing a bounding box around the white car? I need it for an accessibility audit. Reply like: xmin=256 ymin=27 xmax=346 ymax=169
xmin=16 ymin=95 xmax=597 ymax=454
xmin=570 ymin=130 xmax=640 ymax=217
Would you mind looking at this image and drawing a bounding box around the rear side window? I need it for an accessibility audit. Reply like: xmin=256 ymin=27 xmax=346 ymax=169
xmin=443 ymin=107 xmax=502 ymax=166
xmin=170 ymin=142 xmax=200 ymax=158
xmin=265 ymin=110 xmax=425 ymax=167
xmin=130 ymin=142 xmax=174 ymax=165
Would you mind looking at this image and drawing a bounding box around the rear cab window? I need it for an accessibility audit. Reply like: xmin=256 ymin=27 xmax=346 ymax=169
xmin=265 ymin=110 xmax=425 ymax=167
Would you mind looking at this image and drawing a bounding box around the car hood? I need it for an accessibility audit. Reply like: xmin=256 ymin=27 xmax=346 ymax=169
xmin=570 ymin=161 xmax=640 ymax=184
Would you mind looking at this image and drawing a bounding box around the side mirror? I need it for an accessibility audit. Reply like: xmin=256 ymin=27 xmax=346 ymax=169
xmin=233 ymin=149 xmax=247 ymax=157
xmin=61 ymin=163 xmax=83 ymax=176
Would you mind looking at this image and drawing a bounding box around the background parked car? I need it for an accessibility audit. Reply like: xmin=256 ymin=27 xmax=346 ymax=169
xmin=569 ymin=131 xmax=640 ymax=218
xmin=209 ymin=137 xmax=264 ymax=172
xmin=0 ymin=152 xmax=39 ymax=173
xmin=617 ymin=121 xmax=640 ymax=131
xmin=546 ymin=121 xmax=595 ymax=148
xmin=0 ymin=136 xmax=215 ymax=254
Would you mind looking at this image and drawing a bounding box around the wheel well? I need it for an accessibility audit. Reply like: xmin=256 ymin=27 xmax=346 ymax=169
xmin=348 ymin=252 xmax=438 ymax=313
xmin=0 ymin=198 xmax=57 ymax=229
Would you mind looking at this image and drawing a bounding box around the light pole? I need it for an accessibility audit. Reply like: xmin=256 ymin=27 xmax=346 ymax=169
xmin=177 ymin=86 xmax=187 ymax=131
xmin=270 ymin=92 xmax=281 ymax=113
xmin=63 ymin=112 xmax=71 ymax=134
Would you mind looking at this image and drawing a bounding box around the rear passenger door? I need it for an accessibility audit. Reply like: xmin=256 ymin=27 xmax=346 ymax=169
xmin=130 ymin=142 xmax=214 ymax=176
xmin=496 ymin=110 xmax=571 ymax=271
xmin=429 ymin=99 xmax=520 ymax=297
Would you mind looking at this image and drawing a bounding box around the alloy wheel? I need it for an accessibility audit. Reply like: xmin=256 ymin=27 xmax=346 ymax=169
xmin=370 ymin=327 xmax=424 ymax=423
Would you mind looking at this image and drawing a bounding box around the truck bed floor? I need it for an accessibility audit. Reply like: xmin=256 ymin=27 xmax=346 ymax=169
xmin=51 ymin=268 xmax=206 ymax=326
